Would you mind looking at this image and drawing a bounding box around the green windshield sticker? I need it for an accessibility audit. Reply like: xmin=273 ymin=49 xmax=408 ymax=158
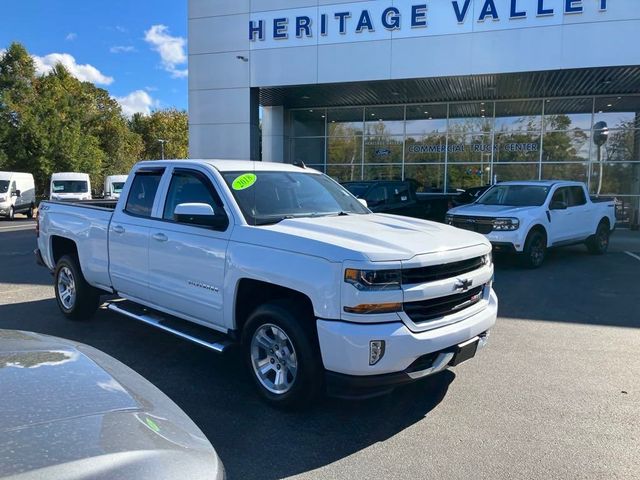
xmin=145 ymin=417 xmax=160 ymax=433
xmin=232 ymin=173 xmax=257 ymax=191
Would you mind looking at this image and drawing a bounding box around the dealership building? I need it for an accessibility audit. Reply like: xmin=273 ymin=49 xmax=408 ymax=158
xmin=188 ymin=0 xmax=640 ymax=223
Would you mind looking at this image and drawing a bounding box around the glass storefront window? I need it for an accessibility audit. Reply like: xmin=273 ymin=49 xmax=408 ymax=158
xmin=492 ymin=163 xmax=540 ymax=183
xmin=405 ymin=134 xmax=448 ymax=163
xmin=594 ymin=96 xmax=640 ymax=130
xmin=449 ymin=102 xmax=493 ymax=134
xmin=406 ymin=104 xmax=448 ymax=135
xmin=364 ymin=164 xmax=402 ymax=181
xmin=327 ymin=136 xmax=362 ymax=165
xmin=447 ymin=134 xmax=493 ymax=163
xmin=542 ymin=130 xmax=590 ymax=162
xmin=364 ymin=106 xmax=405 ymax=135
xmin=363 ymin=136 xmax=403 ymax=164
xmin=599 ymin=129 xmax=640 ymax=162
xmin=290 ymin=137 xmax=325 ymax=165
xmin=494 ymin=133 xmax=541 ymax=162
xmin=291 ymin=109 xmax=326 ymax=137
xmin=590 ymin=162 xmax=640 ymax=196
xmin=327 ymin=164 xmax=363 ymax=183
xmin=541 ymin=163 xmax=588 ymax=183
xmin=447 ymin=164 xmax=492 ymax=190
xmin=495 ymin=100 xmax=542 ymax=132
xmin=544 ymin=98 xmax=593 ymax=131
xmin=327 ymin=108 xmax=363 ymax=137
xmin=404 ymin=164 xmax=445 ymax=193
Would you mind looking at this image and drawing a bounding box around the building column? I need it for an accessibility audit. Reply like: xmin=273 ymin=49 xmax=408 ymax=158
xmin=261 ymin=106 xmax=285 ymax=163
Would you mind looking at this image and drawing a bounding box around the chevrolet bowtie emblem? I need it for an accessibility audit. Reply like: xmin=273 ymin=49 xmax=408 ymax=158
xmin=454 ymin=279 xmax=473 ymax=292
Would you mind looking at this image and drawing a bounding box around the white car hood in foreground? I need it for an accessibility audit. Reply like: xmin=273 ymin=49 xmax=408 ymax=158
xmin=449 ymin=204 xmax=539 ymax=217
xmin=239 ymin=213 xmax=490 ymax=262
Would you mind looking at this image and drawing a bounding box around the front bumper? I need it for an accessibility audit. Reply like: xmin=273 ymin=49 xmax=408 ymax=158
xmin=317 ymin=289 xmax=497 ymax=397
xmin=485 ymin=230 xmax=526 ymax=252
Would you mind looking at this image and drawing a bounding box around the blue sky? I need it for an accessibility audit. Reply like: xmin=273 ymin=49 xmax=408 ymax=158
xmin=1 ymin=0 xmax=188 ymax=115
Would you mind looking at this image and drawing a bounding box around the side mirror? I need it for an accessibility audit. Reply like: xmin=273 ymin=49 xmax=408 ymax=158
xmin=12 ymin=190 xmax=21 ymax=197
xmin=549 ymin=201 xmax=568 ymax=210
xmin=174 ymin=203 xmax=229 ymax=230
xmin=357 ymin=198 xmax=368 ymax=208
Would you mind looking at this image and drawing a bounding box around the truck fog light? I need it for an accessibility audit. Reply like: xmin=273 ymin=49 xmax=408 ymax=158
xmin=369 ymin=340 xmax=386 ymax=365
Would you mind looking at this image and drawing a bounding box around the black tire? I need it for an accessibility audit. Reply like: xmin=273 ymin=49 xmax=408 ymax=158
xmin=586 ymin=221 xmax=610 ymax=255
xmin=242 ymin=300 xmax=322 ymax=409
xmin=54 ymin=254 xmax=100 ymax=320
xmin=8 ymin=206 xmax=14 ymax=221
xmin=26 ymin=205 xmax=34 ymax=219
xmin=521 ymin=230 xmax=547 ymax=268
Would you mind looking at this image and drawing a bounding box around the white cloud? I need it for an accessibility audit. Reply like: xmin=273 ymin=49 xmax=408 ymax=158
xmin=66 ymin=33 xmax=77 ymax=41
xmin=115 ymin=90 xmax=158 ymax=117
xmin=110 ymin=45 xmax=136 ymax=54
xmin=32 ymin=53 xmax=114 ymax=85
xmin=0 ymin=49 xmax=5 ymax=59
xmin=144 ymin=25 xmax=188 ymax=79
xmin=145 ymin=86 xmax=158 ymax=92
xmin=115 ymin=25 xmax=127 ymax=33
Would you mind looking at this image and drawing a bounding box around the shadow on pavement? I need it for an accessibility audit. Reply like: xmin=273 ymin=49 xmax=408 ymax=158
xmin=493 ymin=246 xmax=640 ymax=328
xmin=0 ymin=298 xmax=455 ymax=480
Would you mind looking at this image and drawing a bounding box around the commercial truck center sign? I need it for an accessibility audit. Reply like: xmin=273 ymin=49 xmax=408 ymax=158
xmin=249 ymin=0 xmax=609 ymax=47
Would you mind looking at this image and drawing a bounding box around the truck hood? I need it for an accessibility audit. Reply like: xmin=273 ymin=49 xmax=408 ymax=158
xmin=449 ymin=204 xmax=539 ymax=217
xmin=240 ymin=213 xmax=489 ymax=262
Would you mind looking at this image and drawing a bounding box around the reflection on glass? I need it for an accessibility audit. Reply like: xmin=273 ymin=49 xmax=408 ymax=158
xmin=542 ymin=130 xmax=590 ymax=162
xmin=327 ymin=136 xmax=362 ymax=165
xmin=447 ymin=134 xmax=493 ymax=163
xmin=495 ymin=100 xmax=542 ymax=132
xmin=544 ymin=98 xmax=593 ymax=131
xmin=590 ymin=162 xmax=640 ymax=197
xmin=291 ymin=109 xmax=326 ymax=137
xmin=406 ymin=104 xmax=448 ymax=135
xmin=364 ymin=136 xmax=403 ymax=163
xmin=364 ymin=106 xmax=405 ymax=135
xmin=494 ymin=133 xmax=541 ymax=162
xmin=449 ymin=102 xmax=493 ymax=133
xmin=364 ymin=164 xmax=402 ymax=181
xmin=447 ymin=164 xmax=491 ymax=190
xmin=599 ymin=129 xmax=640 ymax=162
xmin=542 ymin=163 xmax=588 ymax=183
xmin=404 ymin=164 xmax=445 ymax=192
xmin=493 ymin=163 xmax=539 ymax=183
xmin=594 ymin=96 xmax=640 ymax=130
xmin=290 ymin=137 xmax=325 ymax=165
xmin=327 ymin=108 xmax=364 ymax=137
xmin=327 ymin=164 xmax=362 ymax=183
xmin=405 ymin=134 xmax=448 ymax=163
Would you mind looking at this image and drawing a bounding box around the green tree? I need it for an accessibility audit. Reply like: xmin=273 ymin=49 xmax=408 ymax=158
xmin=130 ymin=109 xmax=188 ymax=160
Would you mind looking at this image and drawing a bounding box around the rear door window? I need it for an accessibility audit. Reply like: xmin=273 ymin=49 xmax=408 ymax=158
xmin=569 ymin=186 xmax=587 ymax=207
xmin=125 ymin=170 xmax=164 ymax=218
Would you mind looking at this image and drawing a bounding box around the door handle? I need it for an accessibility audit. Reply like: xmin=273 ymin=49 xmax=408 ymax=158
xmin=112 ymin=225 xmax=125 ymax=234
xmin=153 ymin=233 xmax=168 ymax=242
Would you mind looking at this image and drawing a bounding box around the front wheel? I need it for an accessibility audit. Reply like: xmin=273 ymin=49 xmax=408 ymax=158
xmin=586 ymin=222 xmax=610 ymax=255
xmin=242 ymin=301 xmax=322 ymax=409
xmin=27 ymin=205 xmax=34 ymax=219
xmin=8 ymin=207 xmax=14 ymax=221
xmin=521 ymin=230 xmax=547 ymax=268
xmin=54 ymin=255 xmax=100 ymax=320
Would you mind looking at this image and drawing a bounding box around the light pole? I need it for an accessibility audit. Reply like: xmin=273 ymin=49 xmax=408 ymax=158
xmin=157 ymin=139 xmax=167 ymax=160
xmin=593 ymin=122 xmax=609 ymax=196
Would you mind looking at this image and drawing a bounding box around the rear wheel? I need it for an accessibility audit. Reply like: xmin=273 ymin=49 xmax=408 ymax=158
xmin=242 ymin=300 xmax=322 ymax=409
xmin=521 ymin=230 xmax=547 ymax=268
xmin=586 ymin=222 xmax=610 ymax=255
xmin=54 ymin=255 xmax=100 ymax=320
xmin=8 ymin=207 xmax=14 ymax=221
xmin=26 ymin=205 xmax=34 ymax=219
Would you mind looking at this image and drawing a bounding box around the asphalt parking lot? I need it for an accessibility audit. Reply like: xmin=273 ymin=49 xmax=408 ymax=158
xmin=1 ymin=218 xmax=639 ymax=480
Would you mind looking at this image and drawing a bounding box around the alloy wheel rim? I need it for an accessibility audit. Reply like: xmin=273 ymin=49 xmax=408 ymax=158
xmin=250 ymin=324 xmax=298 ymax=395
xmin=57 ymin=266 xmax=76 ymax=310
xmin=532 ymin=239 xmax=545 ymax=265
xmin=598 ymin=229 xmax=609 ymax=250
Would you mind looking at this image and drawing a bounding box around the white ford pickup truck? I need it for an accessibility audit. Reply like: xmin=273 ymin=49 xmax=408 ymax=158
xmin=36 ymin=160 xmax=497 ymax=407
xmin=446 ymin=181 xmax=616 ymax=268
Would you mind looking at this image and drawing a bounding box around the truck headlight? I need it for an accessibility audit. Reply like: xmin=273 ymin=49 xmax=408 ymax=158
xmin=445 ymin=214 xmax=454 ymax=225
xmin=344 ymin=268 xmax=401 ymax=291
xmin=492 ymin=218 xmax=519 ymax=231
xmin=482 ymin=251 xmax=493 ymax=267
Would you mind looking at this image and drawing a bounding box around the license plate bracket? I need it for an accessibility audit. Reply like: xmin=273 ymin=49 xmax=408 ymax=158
xmin=450 ymin=337 xmax=479 ymax=366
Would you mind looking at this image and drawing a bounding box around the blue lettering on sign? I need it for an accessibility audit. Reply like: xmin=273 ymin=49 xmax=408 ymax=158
xmin=296 ymin=16 xmax=312 ymax=37
xmin=452 ymin=0 xmax=472 ymax=23
xmin=411 ymin=4 xmax=428 ymax=27
xmin=249 ymin=20 xmax=264 ymax=41
xmin=335 ymin=12 xmax=351 ymax=34
xmin=510 ymin=0 xmax=526 ymax=19
xmin=320 ymin=13 xmax=328 ymax=35
xmin=537 ymin=0 xmax=554 ymax=16
xmin=382 ymin=7 xmax=401 ymax=30
xmin=599 ymin=0 xmax=607 ymax=10
xmin=273 ymin=18 xmax=288 ymax=39
xmin=479 ymin=0 xmax=499 ymax=21
xmin=356 ymin=10 xmax=375 ymax=32
xmin=565 ymin=0 xmax=583 ymax=14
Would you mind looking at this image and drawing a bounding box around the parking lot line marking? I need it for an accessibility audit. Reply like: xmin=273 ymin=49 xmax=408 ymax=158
xmin=624 ymin=251 xmax=640 ymax=263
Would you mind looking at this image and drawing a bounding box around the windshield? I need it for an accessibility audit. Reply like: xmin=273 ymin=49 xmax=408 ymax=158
xmin=52 ymin=180 xmax=88 ymax=194
xmin=222 ymin=171 xmax=370 ymax=225
xmin=0 ymin=181 xmax=8 ymax=194
xmin=112 ymin=182 xmax=125 ymax=194
xmin=477 ymin=185 xmax=550 ymax=207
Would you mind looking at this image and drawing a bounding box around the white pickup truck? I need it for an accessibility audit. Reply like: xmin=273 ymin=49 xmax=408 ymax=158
xmin=36 ymin=160 xmax=497 ymax=407
xmin=446 ymin=181 xmax=616 ymax=268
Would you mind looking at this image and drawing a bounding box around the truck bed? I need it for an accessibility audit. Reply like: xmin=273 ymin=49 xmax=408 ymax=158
xmin=43 ymin=199 xmax=118 ymax=210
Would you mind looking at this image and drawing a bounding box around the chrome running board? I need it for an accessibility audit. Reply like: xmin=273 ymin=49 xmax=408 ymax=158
xmin=107 ymin=302 xmax=233 ymax=354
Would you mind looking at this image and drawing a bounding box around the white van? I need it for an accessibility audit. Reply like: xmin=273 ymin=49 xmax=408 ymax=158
xmin=0 ymin=172 xmax=37 ymax=220
xmin=50 ymin=173 xmax=92 ymax=201
xmin=103 ymin=175 xmax=128 ymax=199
